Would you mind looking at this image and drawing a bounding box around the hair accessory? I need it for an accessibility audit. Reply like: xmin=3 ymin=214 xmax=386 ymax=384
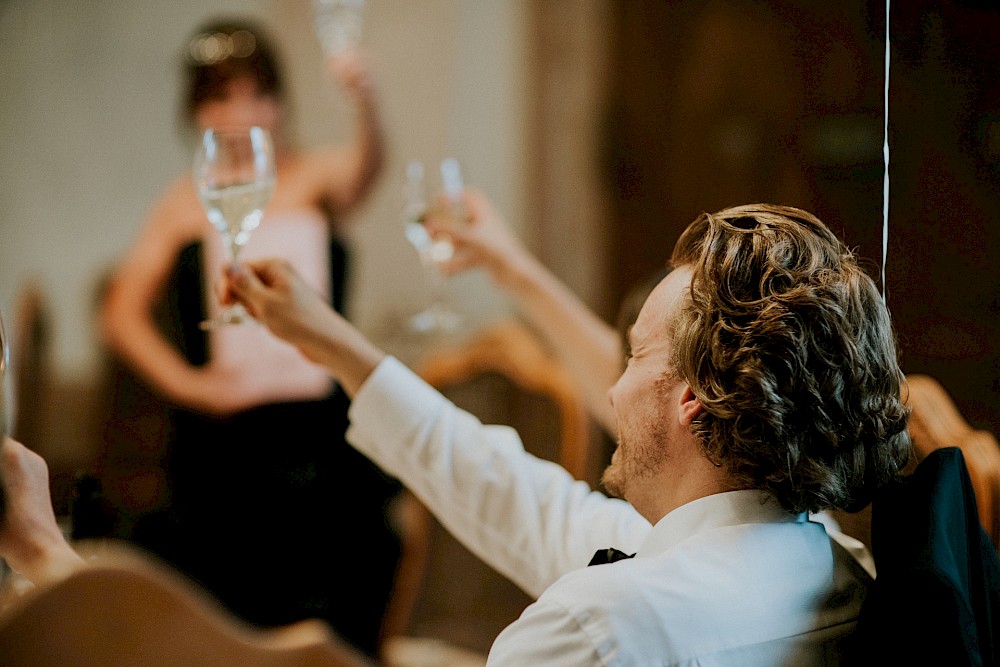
xmin=188 ymin=29 xmax=256 ymax=66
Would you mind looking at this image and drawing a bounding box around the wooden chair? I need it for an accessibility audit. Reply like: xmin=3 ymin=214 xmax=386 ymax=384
xmin=0 ymin=544 xmax=374 ymax=667
xmin=72 ymin=267 xmax=174 ymax=541
xmin=905 ymin=373 xmax=1000 ymax=551
xmin=380 ymin=321 xmax=591 ymax=666
xmin=7 ymin=280 xmax=86 ymax=518
xmin=10 ymin=280 xmax=50 ymax=453
xmin=830 ymin=373 xmax=1000 ymax=554
xmin=847 ymin=446 xmax=1000 ymax=664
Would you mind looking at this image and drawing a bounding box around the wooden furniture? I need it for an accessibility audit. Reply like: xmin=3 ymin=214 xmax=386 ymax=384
xmin=70 ymin=268 xmax=174 ymax=541
xmin=10 ymin=280 xmax=50 ymax=453
xmin=831 ymin=373 xmax=1000 ymax=554
xmin=847 ymin=446 xmax=1000 ymax=665
xmin=905 ymin=373 xmax=1000 ymax=551
xmin=380 ymin=321 xmax=590 ymax=665
xmin=7 ymin=280 xmax=86 ymax=518
xmin=0 ymin=545 xmax=373 ymax=667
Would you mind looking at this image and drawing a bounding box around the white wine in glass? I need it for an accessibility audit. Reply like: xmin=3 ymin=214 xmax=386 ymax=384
xmin=194 ymin=126 xmax=276 ymax=329
xmin=401 ymin=158 xmax=466 ymax=334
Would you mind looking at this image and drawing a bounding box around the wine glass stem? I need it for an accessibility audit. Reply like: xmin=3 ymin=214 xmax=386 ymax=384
xmin=223 ymin=239 xmax=246 ymax=318
xmin=229 ymin=239 xmax=242 ymax=266
xmin=429 ymin=263 xmax=448 ymax=303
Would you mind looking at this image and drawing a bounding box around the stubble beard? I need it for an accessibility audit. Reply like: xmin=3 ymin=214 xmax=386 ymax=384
xmin=601 ymin=418 xmax=671 ymax=501
xmin=601 ymin=375 xmax=677 ymax=501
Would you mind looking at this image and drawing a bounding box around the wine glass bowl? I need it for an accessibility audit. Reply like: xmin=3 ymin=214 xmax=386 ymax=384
xmin=401 ymin=157 xmax=467 ymax=334
xmin=402 ymin=160 xmax=432 ymax=259
xmin=427 ymin=157 xmax=465 ymax=263
xmin=194 ymin=126 xmax=276 ymax=329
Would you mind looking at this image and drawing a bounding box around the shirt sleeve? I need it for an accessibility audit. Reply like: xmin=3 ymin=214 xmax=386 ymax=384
xmin=346 ymin=356 xmax=650 ymax=597
xmin=486 ymin=598 xmax=605 ymax=666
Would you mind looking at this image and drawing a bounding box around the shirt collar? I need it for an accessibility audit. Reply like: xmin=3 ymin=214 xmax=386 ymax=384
xmin=636 ymin=490 xmax=806 ymax=558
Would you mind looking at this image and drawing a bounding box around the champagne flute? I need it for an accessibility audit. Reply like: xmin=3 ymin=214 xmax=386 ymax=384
xmin=0 ymin=305 xmax=7 ymax=379
xmin=401 ymin=158 xmax=466 ymax=334
xmin=0 ymin=305 xmax=8 ymax=440
xmin=313 ymin=0 xmax=365 ymax=58
xmin=0 ymin=306 xmax=8 ymax=587
xmin=194 ymin=126 xmax=276 ymax=330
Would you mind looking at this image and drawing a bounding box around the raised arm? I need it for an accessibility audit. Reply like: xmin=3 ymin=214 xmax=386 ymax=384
xmin=307 ymin=50 xmax=386 ymax=216
xmin=223 ymin=260 xmax=649 ymax=594
xmin=427 ymin=189 xmax=622 ymax=434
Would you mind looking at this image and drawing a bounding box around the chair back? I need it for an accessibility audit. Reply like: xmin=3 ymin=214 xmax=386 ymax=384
xmin=381 ymin=321 xmax=590 ymax=662
xmin=0 ymin=545 xmax=374 ymax=666
xmin=72 ymin=267 xmax=175 ymax=541
xmin=829 ymin=373 xmax=1000 ymax=554
xmin=848 ymin=447 xmax=1000 ymax=665
xmin=905 ymin=373 xmax=1000 ymax=551
xmin=10 ymin=280 xmax=50 ymax=450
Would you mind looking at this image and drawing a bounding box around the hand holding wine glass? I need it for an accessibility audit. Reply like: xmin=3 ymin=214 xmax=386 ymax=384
xmin=401 ymin=157 xmax=467 ymax=334
xmin=194 ymin=126 xmax=276 ymax=330
xmin=426 ymin=186 xmax=536 ymax=291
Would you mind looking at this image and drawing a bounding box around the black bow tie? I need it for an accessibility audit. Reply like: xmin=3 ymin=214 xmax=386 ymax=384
xmin=588 ymin=547 xmax=636 ymax=566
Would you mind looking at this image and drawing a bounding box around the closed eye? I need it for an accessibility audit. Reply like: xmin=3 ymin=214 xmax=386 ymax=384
xmin=622 ymin=326 xmax=635 ymax=367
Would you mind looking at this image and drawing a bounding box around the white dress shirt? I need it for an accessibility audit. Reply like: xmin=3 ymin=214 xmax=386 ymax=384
xmin=347 ymin=357 xmax=871 ymax=666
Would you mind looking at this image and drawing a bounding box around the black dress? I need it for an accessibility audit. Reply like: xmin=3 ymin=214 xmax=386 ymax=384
xmin=133 ymin=239 xmax=402 ymax=658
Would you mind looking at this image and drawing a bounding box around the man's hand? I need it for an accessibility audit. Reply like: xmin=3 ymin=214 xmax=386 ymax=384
xmin=425 ymin=188 xmax=538 ymax=291
xmin=222 ymin=259 xmax=384 ymax=396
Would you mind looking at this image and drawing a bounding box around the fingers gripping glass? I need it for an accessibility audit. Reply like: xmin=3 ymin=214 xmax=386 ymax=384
xmin=402 ymin=157 xmax=466 ymax=334
xmin=193 ymin=126 xmax=276 ymax=330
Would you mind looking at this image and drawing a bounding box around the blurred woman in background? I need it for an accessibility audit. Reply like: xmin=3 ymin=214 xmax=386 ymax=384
xmin=100 ymin=17 xmax=400 ymax=658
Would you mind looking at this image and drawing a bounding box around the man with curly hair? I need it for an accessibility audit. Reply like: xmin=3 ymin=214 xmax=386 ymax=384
xmin=218 ymin=198 xmax=911 ymax=665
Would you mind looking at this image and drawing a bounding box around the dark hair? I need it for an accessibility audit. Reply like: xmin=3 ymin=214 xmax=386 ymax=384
xmin=181 ymin=18 xmax=286 ymax=125
xmin=669 ymin=204 xmax=912 ymax=514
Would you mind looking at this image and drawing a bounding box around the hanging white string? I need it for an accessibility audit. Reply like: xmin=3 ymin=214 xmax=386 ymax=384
xmin=881 ymin=0 xmax=890 ymax=303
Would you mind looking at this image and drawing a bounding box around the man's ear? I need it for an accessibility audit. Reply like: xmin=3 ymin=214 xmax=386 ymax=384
xmin=678 ymin=385 xmax=703 ymax=425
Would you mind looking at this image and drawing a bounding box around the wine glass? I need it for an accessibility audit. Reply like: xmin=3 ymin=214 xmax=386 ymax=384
xmin=313 ymin=0 xmax=365 ymax=58
xmin=194 ymin=126 xmax=276 ymax=330
xmin=0 ymin=305 xmax=8 ymax=437
xmin=0 ymin=306 xmax=8 ymax=587
xmin=401 ymin=158 xmax=466 ymax=334
xmin=0 ymin=305 xmax=8 ymax=380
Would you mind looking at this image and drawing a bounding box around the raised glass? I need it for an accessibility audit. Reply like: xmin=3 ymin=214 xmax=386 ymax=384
xmin=401 ymin=157 xmax=466 ymax=334
xmin=193 ymin=126 xmax=276 ymax=329
xmin=313 ymin=0 xmax=365 ymax=58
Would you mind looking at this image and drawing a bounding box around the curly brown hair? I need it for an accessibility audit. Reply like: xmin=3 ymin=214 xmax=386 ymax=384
xmin=669 ymin=204 xmax=912 ymax=514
